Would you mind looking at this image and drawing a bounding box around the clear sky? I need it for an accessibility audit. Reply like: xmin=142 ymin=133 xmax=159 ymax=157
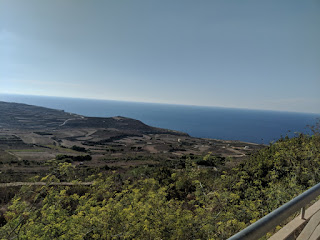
xmin=1 ymin=0 xmax=319 ymax=113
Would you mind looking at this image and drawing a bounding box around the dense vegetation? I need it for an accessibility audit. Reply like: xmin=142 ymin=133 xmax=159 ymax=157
xmin=0 ymin=127 xmax=319 ymax=239
xmin=55 ymin=154 xmax=92 ymax=162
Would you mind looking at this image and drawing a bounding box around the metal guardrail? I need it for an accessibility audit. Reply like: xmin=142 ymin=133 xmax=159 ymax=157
xmin=228 ymin=182 xmax=320 ymax=240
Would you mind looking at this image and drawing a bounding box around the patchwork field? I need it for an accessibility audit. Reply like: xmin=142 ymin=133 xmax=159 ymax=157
xmin=0 ymin=101 xmax=264 ymax=182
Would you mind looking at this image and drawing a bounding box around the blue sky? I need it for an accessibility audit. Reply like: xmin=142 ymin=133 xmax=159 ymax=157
xmin=1 ymin=0 xmax=319 ymax=113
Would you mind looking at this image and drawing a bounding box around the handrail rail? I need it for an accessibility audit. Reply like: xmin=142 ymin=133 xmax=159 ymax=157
xmin=228 ymin=182 xmax=320 ymax=240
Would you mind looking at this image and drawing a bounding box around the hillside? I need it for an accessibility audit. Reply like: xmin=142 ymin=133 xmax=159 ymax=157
xmin=0 ymin=101 xmax=263 ymax=183
xmin=0 ymin=101 xmax=319 ymax=239
xmin=0 ymin=101 xmax=185 ymax=135
xmin=0 ymin=123 xmax=319 ymax=239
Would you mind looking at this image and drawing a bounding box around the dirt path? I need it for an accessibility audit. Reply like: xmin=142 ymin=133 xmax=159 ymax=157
xmin=5 ymin=150 xmax=22 ymax=161
xmin=85 ymin=129 xmax=97 ymax=137
xmin=225 ymin=147 xmax=246 ymax=157
xmin=59 ymin=118 xmax=79 ymax=127
xmin=0 ymin=182 xmax=93 ymax=187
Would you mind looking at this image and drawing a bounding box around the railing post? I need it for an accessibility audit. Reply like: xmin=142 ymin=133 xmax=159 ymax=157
xmin=301 ymin=207 xmax=305 ymax=219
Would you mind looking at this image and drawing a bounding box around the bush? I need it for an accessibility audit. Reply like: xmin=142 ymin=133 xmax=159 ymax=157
xmin=55 ymin=154 xmax=92 ymax=161
xmin=71 ymin=145 xmax=87 ymax=152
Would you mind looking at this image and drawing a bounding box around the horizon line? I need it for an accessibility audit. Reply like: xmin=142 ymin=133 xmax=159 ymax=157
xmin=1 ymin=92 xmax=320 ymax=116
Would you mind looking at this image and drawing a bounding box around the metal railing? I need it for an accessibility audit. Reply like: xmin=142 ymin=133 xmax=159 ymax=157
xmin=228 ymin=182 xmax=320 ymax=240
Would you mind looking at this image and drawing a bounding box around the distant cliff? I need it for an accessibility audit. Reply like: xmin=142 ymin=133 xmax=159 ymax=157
xmin=0 ymin=101 xmax=188 ymax=136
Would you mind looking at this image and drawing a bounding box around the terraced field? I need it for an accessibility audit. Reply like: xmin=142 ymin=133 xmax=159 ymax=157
xmin=0 ymin=101 xmax=264 ymax=182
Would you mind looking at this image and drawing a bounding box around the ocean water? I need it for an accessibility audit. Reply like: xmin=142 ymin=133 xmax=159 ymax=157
xmin=1 ymin=94 xmax=319 ymax=144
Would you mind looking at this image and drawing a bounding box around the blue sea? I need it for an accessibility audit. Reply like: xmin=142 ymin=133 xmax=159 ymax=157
xmin=1 ymin=94 xmax=319 ymax=144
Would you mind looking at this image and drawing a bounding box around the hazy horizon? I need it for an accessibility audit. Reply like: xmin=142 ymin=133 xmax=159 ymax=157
xmin=1 ymin=92 xmax=320 ymax=116
xmin=1 ymin=1 xmax=319 ymax=113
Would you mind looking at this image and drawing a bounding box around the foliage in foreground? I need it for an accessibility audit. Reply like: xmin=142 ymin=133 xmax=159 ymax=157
xmin=0 ymin=132 xmax=319 ymax=239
